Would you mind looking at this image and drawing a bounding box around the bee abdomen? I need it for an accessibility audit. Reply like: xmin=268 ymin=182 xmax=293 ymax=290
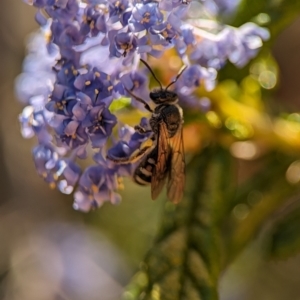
xmin=133 ymin=155 xmax=157 ymax=186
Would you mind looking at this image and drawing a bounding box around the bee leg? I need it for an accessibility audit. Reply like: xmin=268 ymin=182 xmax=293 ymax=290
xmin=124 ymin=87 xmax=153 ymax=113
xmin=134 ymin=125 xmax=153 ymax=135
xmin=107 ymin=143 xmax=153 ymax=164
xmin=106 ymin=138 xmax=154 ymax=164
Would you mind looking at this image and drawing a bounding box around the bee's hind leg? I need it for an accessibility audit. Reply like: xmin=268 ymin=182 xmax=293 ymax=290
xmin=107 ymin=139 xmax=154 ymax=164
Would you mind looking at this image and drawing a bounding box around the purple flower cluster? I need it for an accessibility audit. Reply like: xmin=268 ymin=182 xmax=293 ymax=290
xmin=16 ymin=0 xmax=269 ymax=211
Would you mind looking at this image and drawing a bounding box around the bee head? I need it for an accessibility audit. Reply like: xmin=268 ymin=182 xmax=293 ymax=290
xmin=150 ymin=89 xmax=178 ymax=104
xmin=139 ymin=58 xmax=186 ymax=105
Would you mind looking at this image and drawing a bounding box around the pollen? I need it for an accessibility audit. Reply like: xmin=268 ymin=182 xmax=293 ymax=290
xmin=44 ymin=31 xmax=52 ymax=43
xmin=49 ymin=182 xmax=56 ymax=189
xmin=162 ymin=31 xmax=168 ymax=38
xmin=121 ymin=43 xmax=129 ymax=50
xmin=117 ymin=178 xmax=125 ymax=190
xmin=85 ymin=80 xmax=91 ymax=85
xmin=91 ymin=184 xmax=98 ymax=194
xmin=95 ymin=71 xmax=101 ymax=77
xmin=90 ymin=20 xmax=95 ymax=29
xmin=108 ymin=85 xmax=113 ymax=91
xmin=141 ymin=12 xmax=151 ymax=24
xmin=56 ymin=102 xmax=63 ymax=109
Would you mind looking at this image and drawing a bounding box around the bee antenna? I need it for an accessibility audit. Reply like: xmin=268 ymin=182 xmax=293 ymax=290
xmin=165 ymin=65 xmax=187 ymax=90
xmin=140 ymin=59 xmax=163 ymax=90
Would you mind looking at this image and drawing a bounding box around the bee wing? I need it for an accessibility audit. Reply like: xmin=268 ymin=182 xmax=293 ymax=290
xmin=151 ymin=121 xmax=171 ymax=200
xmin=167 ymin=124 xmax=185 ymax=203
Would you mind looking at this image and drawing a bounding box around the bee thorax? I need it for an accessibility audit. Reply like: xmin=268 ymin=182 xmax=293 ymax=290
xmin=150 ymin=104 xmax=182 ymax=136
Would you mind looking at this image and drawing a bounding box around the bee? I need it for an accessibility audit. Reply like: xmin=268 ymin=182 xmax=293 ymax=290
xmin=108 ymin=59 xmax=186 ymax=203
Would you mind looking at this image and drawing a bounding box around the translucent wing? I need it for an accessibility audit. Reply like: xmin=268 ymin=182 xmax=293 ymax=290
xmin=151 ymin=121 xmax=171 ymax=200
xmin=167 ymin=124 xmax=185 ymax=203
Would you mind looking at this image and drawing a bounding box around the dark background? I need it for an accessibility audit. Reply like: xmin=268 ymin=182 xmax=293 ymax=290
xmin=0 ymin=1 xmax=300 ymax=299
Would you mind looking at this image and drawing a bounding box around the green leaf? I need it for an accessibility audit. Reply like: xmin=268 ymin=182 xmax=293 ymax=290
xmin=123 ymin=146 xmax=233 ymax=300
xmin=266 ymin=206 xmax=300 ymax=260
xmin=110 ymin=97 xmax=131 ymax=112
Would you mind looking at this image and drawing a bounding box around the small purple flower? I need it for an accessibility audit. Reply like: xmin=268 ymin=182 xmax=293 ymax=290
xmin=228 ymin=23 xmax=270 ymax=67
xmin=149 ymin=13 xmax=182 ymax=46
xmin=51 ymin=22 xmax=84 ymax=59
xmin=120 ymin=70 xmax=151 ymax=109
xmin=46 ymin=86 xmax=88 ymax=124
xmin=73 ymin=165 xmax=121 ymax=212
xmin=108 ymin=0 xmax=131 ymax=24
xmin=174 ymin=25 xmax=195 ymax=55
xmin=190 ymin=22 xmax=269 ymax=70
xmin=54 ymin=60 xmax=78 ymax=86
xmin=73 ymin=68 xmax=114 ymax=105
xmin=129 ymin=3 xmax=163 ymax=32
xmin=121 ymin=70 xmax=148 ymax=93
xmin=19 ymin=105 xmax=53 ymax=144
xmin=19 ymin=106 xmax=40 ymax=139
xmin=190 ymin=28 xmax=232 ymax=70
xmin=46 ymin=85 xmax=77 ymax=116
xmin=80 ymin=6 xmax=107 ymax=36
xmin=109 ymin=30 xmax=138 ymax=58
xmin=176 ymin=65 xmax=217 ymax=92
xmin=45 ymin=0 xmax=79 ymax=22
xmin=15 ymin=29 xmax=58 ymax=105
xmin=33 ymin=144 xmax=60 ymax=184
xmin=32 ymin=144 xmax=81 ymax=193
xmin=82 ymin=104 xmax=117 ymax=148
xmin=56 ymin=119 xmax=89 ymax=151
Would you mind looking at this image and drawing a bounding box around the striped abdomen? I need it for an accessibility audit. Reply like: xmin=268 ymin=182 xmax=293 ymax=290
xmin=133 ymin=147 xmax=158 ymax=185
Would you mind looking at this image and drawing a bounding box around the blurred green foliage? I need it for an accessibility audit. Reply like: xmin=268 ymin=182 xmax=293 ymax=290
xmin=267 ymin=206 xmax=300 ymax=260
